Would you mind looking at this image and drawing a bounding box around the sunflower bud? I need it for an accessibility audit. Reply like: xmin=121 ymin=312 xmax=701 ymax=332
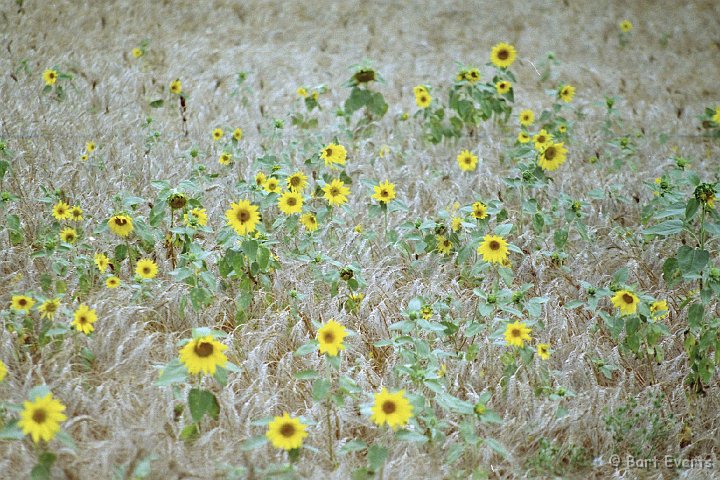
xmin=168 ymin=193 xmax=187 ymax=210
xmin=474 ymin=403 xmax=486 ymax=415
xmin=487 ymin=294 xmax=497 ymax=304
xmin=340 ymin=267 xmax=354 ymax=281
xmin=694 ymin=183 xmax=716 ymax=208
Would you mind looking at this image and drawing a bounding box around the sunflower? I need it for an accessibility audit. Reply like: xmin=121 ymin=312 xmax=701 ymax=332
xmin=0 ymin=360 xmax=6 ymax=382
xmin=504 ymin=320 xmax=532 ymax=348
xmin=471 ymin=201 xmax=488 ymax=220
xmin=538 ymin=142 xmax=568 ymax=171
xmin=317 ymin=319 xmax=348 ymax=356
xmin=322 ymin=179 xmax=350 ymax=206
xmin=136 ymin=258 xmax=158 ymax=279
xmin=69 ymin=205 xmax=83 ymax=221
xmin=557 ymin=124 xmax=567 ymax=134
xmin=650 ymin=300 xmax=669 ymax=319
xmin=611 ymin=289 xmax=639 ymax=316
xmin=372 ymin=180 xmax=396 ymax=204
xmin=320 ymin=143 xmax=347 ymax=166
xmin=620 ymin=19 xmax=633 ymax=32
xmin=170 ymin=79 xmax=182 ymax=95
xmin=71 ymin=304 xmax=97 ymax=334
xmin=287 ymin=171 xmax=308 ymax=192
xmin=38 ymin=298 xmax=60 ymax=320
xmin=108 ymin=215 xmax=134 ymax=237
xmin=131 ymin=47 xmax=143 ymax=58
xmin=263 ymin=177 xmax=281 ymax=193
xmin=713 ymin=107 xmax=720 ymax=125
xmin=300 ymin=212 xmax=318 ymax=232
xmin=457 ymin=150 xmax=478 ymax=172
xmin=179 ymin=335 xmax=228 ymax=375
xmin=490 ymin=42 xmax=517 ymax=68
xmin=451 ymin=216 xmax=462 ymax=232
xmin=559 ymin=85 xmax=575 ymax=103
xmin=94 ymin=253 xmax=110 ymax=273
xmin=537 ymin=343 xmax=551 ymax=360
xmin=233 ymin=128 xmax=243 ymax=141
xmin=465 ymin=68 xmax=481 ymax=84
xmin=43 ymin=69 xmax=58 ymax=86
xmin=266 ymin=413 xmax=308 ymax=451
xmin=296 ymin=87 xmax=308 ymax=97
xmin=218 ymin=152 xmax=232 ymax=165
xmin=414 ymin=87 xmax=431 ymax=109
xmin=18 ymin=393 xmax=67 ymax=444
xmin=436 ymin=235 xmax=452 ymax=255
xmin=518 ymin=132 xmax=530 ymax=144
xmin=477 ymin=234 xmax=509 ymax=264
xmin=106 ymin=276 xmax=121 ymax=288
xmin=80 ymin=154 xmax=88 ymax=162
xmin=421 ymin=305 xmax=433 ymax=319
xmin=255 ymin=172 xmax=267 ymax=187
xmin=278 ymin=191 xmax=303 ymax=215
xmin=52 ymin=201 xmax=71 ymax=221
xmin=370 ymin=388 xmax=413 ymax=430
xmin=11 ymin=295 xmax=34 ymax=313
xmin=495 ymin=80 xmax=511 ymax=95
xmin=60 ymin=227 xmax=77 ymax=244
xmin=226 ymin=200 xmax=261 ymax=235
xmin=184 ymin=207 xmax=208 ymax=227
xmin=533 ymin=129 xmax=553 ymax=151
xmin=519 ymin=109 xmax=534 ymax=126
xmin=212 ymin=128 xmax=224 ymax=141
xmin=85 ymin=141 xmax=96 ymax=153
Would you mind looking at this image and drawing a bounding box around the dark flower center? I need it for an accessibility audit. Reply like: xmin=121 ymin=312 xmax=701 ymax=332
xmin=382 ymin=400 xmax=397 ymax=414
xmin=143 ymin=267 xmax=151 ymax=274
xmin=290 ymin=177 xmax=300 ymax=186
xmin=32 ymin=409 xmax=47 ymax=424
xmin=286 ymin=197 xmax=297 ymax=206
xmin=19 ymin=298 xmax=27 ymax=306
xmin=537 ymin=135 xmax=546 ymax=143
xmin=622 ymin=293 xmax=634 ymax=304
xmin=544 ymin=147 xmax=556 ymax=160
xmin=46 ymin=303 xmax=57 ymax=312
xmin=489 ymin=240 xmax=500 ymax=250
xmin=237 ymin=210 xmax=250 ymax=222
xmin=498 ymin=49 xmax=509 ymax=60
xmin=323 ymin=332 xmax=335 ymax=343
xmin=115 ymin=217 xmax=127 ymax=226
xmin=381 ymin=190 xmax=389 ymax=197
xmin=420 ymin=95 xmax=428 ymax=103
xmin=194 ymin=342 xmax=214 ymax=358
xmin=325 ymin=148 xmax=333 ymax=157
xmin=330 ymin=188 xmax=339 ymax=196
xmin=511 ymin=328 xmax=521 ymax=338
xmin=78 ymin=316 xmax=87 ymax=324
xmin=280 ymin=422 xmax=296 ymax=437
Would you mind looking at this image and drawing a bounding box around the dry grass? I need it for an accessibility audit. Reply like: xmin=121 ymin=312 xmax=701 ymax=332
xmin=1 ymin=0 xmax=720 ymax=478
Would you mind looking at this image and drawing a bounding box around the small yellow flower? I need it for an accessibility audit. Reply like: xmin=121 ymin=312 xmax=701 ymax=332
xmin=72 ymin=304 xmax=97 ymax=335
xmin=255 ymin=172 xmax=267 ymax=187
xmin=218 ymin=152 xmax=232 ymax=165
xmin=354 ymin=224 xmax=364 ymax=234
xmin=323 ymin=179 xmax=350 ymax=207
xmin=131 ymin=47 xmax=144 ymax=58
xmin=0 ymin=360 xmax=6 ymax=382
xmin=533 ymin=129 xmax=553 ymax=151
xmin=490 ymin=42 xmax=517 ymax=68
xmin=170 ymin=79 xmax=182 ymax=95
xmin=712 ymin=106 xmax=720 ymax=125
xmin=300 ymin=212 xmax=318 ymax=232
xmin=495 ymin=80 xmax=511 ymax=95
xmin=80 ymin=154 xmax=88 ymax=162
xmin=559 ymin=85 xmax=575 ymax=103
xmin=379 ymin=145 xmax=390 ymax=158
xmin=212 ymin=128 xmax=224 ymax=141
xmin=106 ymin=276 xmax=120 ymax=289
xmin=287 ymin=171 xmax=308 ymax=192
xmin=465 ymin=68 xmax=481 ymax=83
xmin=457 ymin=149 xmax=478 ymax=172
xmin=136 ymin=258 xmax=158 ymax=279
xmin=69 ymin=205 xmax=83 ymax=221
xmin=43 ymin=69 xmax=58 ymax=86
xmin=52 ymin=201 xmax=71 ymax=221
xmin=611 ymin=290 xmax=639 ymax=316
xmin=372 ymin=180 xmax=396 ymax=204
xmin=317 ymin=319 xmax=348 ymax=356
xmin=85 ymin=141 xmax=96 ymax=153
xmin=477 ymin=234 xmax=509 ymax=264
xmin=414 ymin=88 xmax=431 ymax=109
xmin=94 ymin=253 xmax=110 ymax=273
xmin=436 ymin=235 xmax=452 ymax=255
xmin=263 ymin=177 xmax=281 ymax=194
xmin=11 ymin=295 xmax=34 ymax=313
xmin=233 ymin=128 xmax=243 ymax=141
xmin=38 ymin=298 xmax=60 ymax=319
xmin=18 ymin=393 xmax=67 ymax=443
xmin=650 ymin=300 xmax=669 ymax=319
xmin=278 ymin=190 xmax=303 ymax=215
xmin=296 ymin=87 xmax=308 ymax=97
xmin=184 ymin=207 xmax=208 ymax=227
xmin=471 ymin=201 xmax=488 ymax=220
xmin=108 ymin=214 xmax=134 ymax=237
xmin=451 ymin=216 xmax=462 ymax=232
xmin=504 ymin=320 xmax=532 ymax=348
xmin=519 ymin=110 xmax=534 ymax=126
xmin=518 ymin=132 xmax=530 ymax=144
xmin=60 ymin=227 xmax=78 ymax=244
xmin=266 ymin=413 xmax=308 ymax=451
xmin=620 ymin=20 xmax=633 ymax=32
xmin=537 ymin=343 xmax=551 ymax=360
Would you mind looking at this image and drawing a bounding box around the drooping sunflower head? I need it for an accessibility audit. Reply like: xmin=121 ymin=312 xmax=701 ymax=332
xmin=518 ymin=131 xmax=530 ymax=144
xmin=490 ymin=42 xmax=517 ymax=68
xmin=436 ymin=235 xmax=452 ymax=255
xmin=233 ymin=128 xmax=243 ymax=141
xmin=179 ymin=335 xmax=228 ymax=376
xmin=255 ymin=172 xmax=267 ymax=187
xmin=317 ymin=319 xmax=348 ymax=357
xmin=108 ymin=214 xmax=134 ymax=237
xmin=650 ymin=300 xmax=669 ymax=319
xmin=168 ymin=193 xmax=188 ymax=210
xmin=537 ymin=343 xmax=551 ymax=360
xmin=266 ymin=413 xmax=308 ymax=450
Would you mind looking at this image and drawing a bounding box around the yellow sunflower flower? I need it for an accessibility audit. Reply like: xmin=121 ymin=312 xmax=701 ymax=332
xmin=477 ymin=234 xmax=509 ymax=264
xmin=518 ymin=132 xmax=530 ymax=143
xmin=471 ymin=201 xmax=488 ymax=220
xmin=320 ymin=143 xmax=347 ymax=166
xmin=85 ymin=141 xmax=96 ymax=153
xmin=169 ymin=79 xmax=182 ymax=95
xmin=611 ymin=290 xmax=639 ymax=316
xmin=184 ymin=207 xmax=208 ymax=227
xmin=519 ymin=109 xmax=534 ymax=126
xmin=372 ymin=180 xmax=396 ymax=204
xmin=179 ymin=335 xmax=228 ymax=375
xmin=436 ymin=235 xmax=452 ymax=255
xmin=465 ymin=68 xmax=481 ymax=84
xmin=108 ymin=215 xmax=134 ymax=237
xmin=136 ymin=258 xmax=158 ymax=279
xmin=0 ymin=360 xmax=6 ymax=382
xmin=300 ymin=212 xmax=319 ymax=232
xmin=255 ymin=172 xmax=267 ymax=187
xmin=38 ymin=298 xmax=60 ymax=319
xmin=131 ymin=47 xmax=143 ymax=58
xmin=106 ymin=276 xmax=120 ymax=289
xmin=43 ymin=69 xmax=58 ymax=86
xmin=370 ymin=388 xmax=413 ymax=430
xmin=457 ymin=149 xmax=478 ymax=172
xmin=504 ymin=320 xmax=532 ymax=348
xmin=323 ymin=179 xmax=350 ymax=206
xmin=69 ymin=205 xmax=83 ymax=221
xmin=11 ymin=295 xmax=34 ymax=313
xmin=218 ymin=152 xmax=232 ymax=165
xmin=317 ymin=319 xmax=348 ymax=357
xmin=52 ymin=201 xmax=71 ymax=221
xmin=278 ymin=190 xmax=303 ymax=215
xmin=287 ymin=171 xmax=308 ymax=192
xmin=538 ymin=142 xmax=568 ymax=171
xmin=266 ymin=413 xmax=308 ymax=450
xmin=60 ymin=227 xmax=77 ymax=244
xmin=212 ymin=128 xmax=224 ymax=141
xmin=533 ymin=129 xmax=553 ymax=151
xmin=559 ymin=85 xmax=575 ymax=103
xmin=620 ymin=20 xmax=633 ymax=32
xmin=296 ymin=87 xmax=308 ymax=98
xmin=226 ymin=200 xmax=261 ymax=235
xmin=537 ymin=343 xmax=551 ymax=360
xmin=72 ymin=304 xmax=97 ymax=335
xmin=495 ymin=80 xmax=511 ymax=95
xmin=650 ymin=300 xmax=669 ymax=319
xmin=233 ymin=128 xmax=243 ymax=141
xmin=490 ymin=42 xmax=517 ymax=68
xmin=94 ymin=253 xmax=110 ymax=273
xmin=712 ymin=107 xmax=720 ymax=125
xmin=414 ymin=87 xmax=431 ymax=109
xmin=451 ymin=216 xmax=463 ymax=232
xmin=263 ymin=177 xmax=281 ymax=193
xmin=18 ymin=393 xmax=67 ymax=443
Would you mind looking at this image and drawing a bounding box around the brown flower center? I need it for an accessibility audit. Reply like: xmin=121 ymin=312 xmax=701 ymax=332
xmin=115 ymin=217 xmax=127 ymax=226
xmin=194 ymin=341 xmax=214 ymax=358
xmin=544 ymin=147 xmax=556 ymax=160
xmin=237 ymin=209 xmax=250 ymax=223
xmin=330 ymin=187 xmax=339 ymax=196
xmin=498 ymin=49 xmax=509 ymax=60
xmin=78 ymin=316 xmax=87 ymax=324
xmin=622 ymin=293 xmax=634 ymax=304
xmin=143 ymin=267 xmax=151 ymax=274
xmin=32 ymin=409 xmax=47 ymax=424
xmin=280 ymin=422 xmax=296 ymax=437
xmin=420 ymin=95 xmax=428 ymax=103
xmin=325 ymin=148 xmax=333 ymax=157
xmin=489 ymin=240 xmax=500 ymax=250
xmin=290 ymin=177 xmax=300 ymax=186
xmin=537 ymin=135 xmax=546 ymax=144
xmin=323 ymin=331 xmax=335 ymax=343
xmin=382 ymin=400 xmax=396 ymax=414
xmin=286 ymin=197 xmax=297 ymax=206
xmin=511 ymin=328 xmax=521 ymax=338
xmin=381 ymin=189 xmax=389 ymax=197
xmin=45 ymin=302 xmax=57 ymax=312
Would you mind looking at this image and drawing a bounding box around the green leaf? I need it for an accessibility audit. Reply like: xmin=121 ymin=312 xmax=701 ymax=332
xmin=312 ymin=379 xmax=331 ymax=401
xmin=294 ymin=341 xmax=318 ymax=356
xmin=31 ymin=452 xmax=56 ymax=480
xmin=339 ymin=439 xmax=367 ymax=455
xmin=240 ymin=435 xmax=268 ymax=451
xmin=180 ymin=423 xmax=199 ymax=441
xmin=28 ymin=385 xmax=51 ymax=401
xmin=294 ymin=369 xmax=320 ymax=380
xmin=242 ymin=239 xmax=258 ymax=262
xmin=688 ymin=303 xmax=704 ymax=329
xmin=484 ymin=437 xmax=511 ymax=459
xmin=685 ymin=198 xmax=699 ymax=221
xmin=0 ymin=421 xmax=25 ymax=440
xmin=155 ymin=359 xmax=188 ymax=386
xmin=396 ymin=430 xmax=428 ymax=443
xmin=641 ymin=219 xmax=684 ymax=236
xmin=553 ymin=228 xmax=568 ymax=249
xmin=149 ymin=99 xmax=164 ymax=108
xmin=187 ymin=388 xmax=220 ymax=422
xmin=367 ymin=445 xmax=388 ymax=470
xmin=677 ymin=246 xmax=709 ymax=274
xmin=256 ymin=246 xmax=270 ymax=270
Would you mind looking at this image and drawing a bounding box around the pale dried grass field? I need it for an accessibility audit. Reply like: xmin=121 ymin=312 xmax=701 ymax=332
xmin=1 ymin=0 xmax=720 ymax=478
